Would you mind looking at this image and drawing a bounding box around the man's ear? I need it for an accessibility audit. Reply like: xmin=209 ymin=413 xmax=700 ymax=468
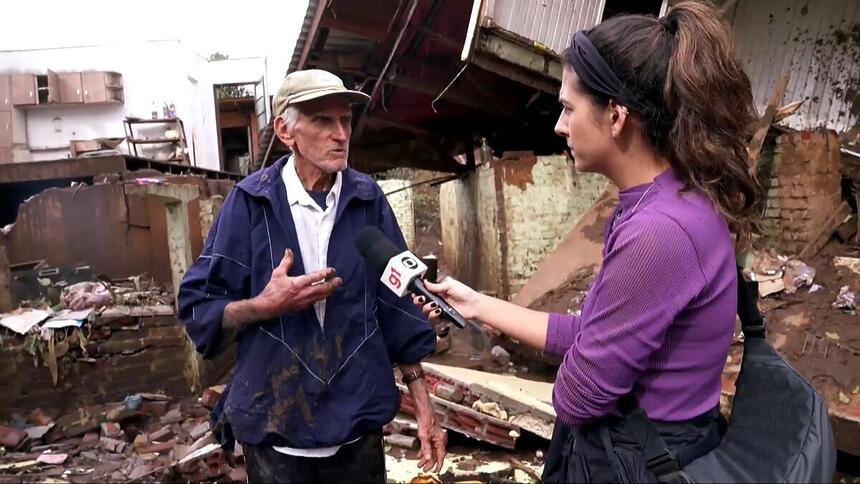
xmin=273 ymin=116 xmax=295 ymax=150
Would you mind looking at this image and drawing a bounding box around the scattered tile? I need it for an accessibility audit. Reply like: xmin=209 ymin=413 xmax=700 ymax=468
xmin=36 ymin=452 xmax=69 ymax=465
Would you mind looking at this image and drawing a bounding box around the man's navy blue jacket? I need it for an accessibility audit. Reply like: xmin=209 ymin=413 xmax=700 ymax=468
xmin=177 ymin=156 xmax=435 ymax=449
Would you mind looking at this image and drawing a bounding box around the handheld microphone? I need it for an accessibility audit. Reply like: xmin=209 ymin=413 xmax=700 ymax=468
xmin=354 ymin=226 xmax=468 ymax=328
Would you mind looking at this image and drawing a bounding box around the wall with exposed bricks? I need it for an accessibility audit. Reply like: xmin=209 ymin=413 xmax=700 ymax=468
xmin=761 ymin=129 xmax=844 ymax=256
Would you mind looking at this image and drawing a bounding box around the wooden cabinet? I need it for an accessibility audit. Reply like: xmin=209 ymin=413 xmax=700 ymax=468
xmin=11 ymin=74 xmax=36 ymax=105
xmin=4 ymin=70 xmax=122 ymax=108
xmin=83 ymin=71 xmax=123 ymax=103
xmin=0 ymin=112 xmax=12 ymax=148
xmin=58 ymin=72 xmax=83 ymax=103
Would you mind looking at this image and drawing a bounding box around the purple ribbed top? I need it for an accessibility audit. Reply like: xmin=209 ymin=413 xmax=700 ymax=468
xmin=546 ymin=168 xmax=736 ymax=426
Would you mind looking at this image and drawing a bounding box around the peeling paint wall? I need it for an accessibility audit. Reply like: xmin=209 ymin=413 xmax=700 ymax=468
xmin=379 ymin=179 xmax=416 ymax=250
xmin=500 ymin=153 xmax=608 ymax=295
xmin=731 ymin=0 xmax=860 ymax=133
xmin=440 ymin=153 xmax=608 ymax=298
xmin=4 ymin=177 xmax=233 ymax=290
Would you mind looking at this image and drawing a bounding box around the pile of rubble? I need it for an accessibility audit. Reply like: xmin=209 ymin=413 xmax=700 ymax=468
xmin=0 ymin=386 xmax=241 ymax=483
xmin=743 ymin=248 xmax=857 ymax=311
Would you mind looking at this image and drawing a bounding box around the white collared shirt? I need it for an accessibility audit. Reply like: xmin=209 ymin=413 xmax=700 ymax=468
xmin=281 ymin=155 xmax=342 ymax=328
xmin=273 ymin=156 xmax=350 ymax=458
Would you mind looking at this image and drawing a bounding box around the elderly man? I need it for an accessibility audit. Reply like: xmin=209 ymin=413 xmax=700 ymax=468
xmin=178 ymin=69 xmax=446 ymax=483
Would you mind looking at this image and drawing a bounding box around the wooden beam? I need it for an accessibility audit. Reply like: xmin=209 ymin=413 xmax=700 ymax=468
xmin=320 ymin=15 xmax=389 ymax=41
xmin=748 ymin=74 xmax=790 ymax=174
xmin=387 ymin=73 xmax=506 ymax=113
xmin=297 ymin=1 xmax=328 ymax=70
xmin=477 ymin=32 xmax=562 ymax=81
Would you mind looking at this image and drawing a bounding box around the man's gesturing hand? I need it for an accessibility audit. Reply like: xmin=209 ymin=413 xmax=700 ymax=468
xmin=253 ymin=249 xmax=342 ymax=320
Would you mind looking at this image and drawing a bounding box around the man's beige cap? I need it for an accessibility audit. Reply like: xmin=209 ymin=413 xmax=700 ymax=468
xmin=272 ymin=69 xmax=370 ymax=117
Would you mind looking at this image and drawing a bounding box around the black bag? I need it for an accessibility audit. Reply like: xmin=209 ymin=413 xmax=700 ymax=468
xmin=626 ymin=267 xmax=837 ymax=483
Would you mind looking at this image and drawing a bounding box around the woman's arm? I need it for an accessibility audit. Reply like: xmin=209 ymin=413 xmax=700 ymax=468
xmin=413 ymin=279 xmax=580 ymax=354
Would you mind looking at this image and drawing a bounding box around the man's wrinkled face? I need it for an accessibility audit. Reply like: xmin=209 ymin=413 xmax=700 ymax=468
xmin=275 ymin=96 xmax=353 ymax=174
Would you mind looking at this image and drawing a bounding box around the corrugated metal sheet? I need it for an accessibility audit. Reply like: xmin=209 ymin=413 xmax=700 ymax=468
xmin=289 ymin=0 xmax=323 ymax=73
xmin=730 ymin=0 xmax=860 ymax=133
xmin=487 ymin=0 xmax=606 ymax=55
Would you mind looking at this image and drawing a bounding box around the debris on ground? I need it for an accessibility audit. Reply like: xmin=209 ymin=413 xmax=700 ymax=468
xmin=743 ymin=250 xmax=816 ymax=297
xmin=397 ymin=362 xmax=556 ymax=449
xmin=0 ymin=386 xmax=238 ymax=483
xmin=62 ymin=281 xmax=113 ymax=311
xmin=832 ymin=286 xmax=856 ymax=311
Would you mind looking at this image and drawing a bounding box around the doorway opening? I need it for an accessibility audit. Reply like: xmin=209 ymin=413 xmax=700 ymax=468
xmin=214 ymin=80 xmax=267 ymax=174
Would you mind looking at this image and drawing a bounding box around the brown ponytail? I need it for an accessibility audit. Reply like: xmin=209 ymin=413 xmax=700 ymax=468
xmin=563 ymin=1 xmax=761 ymax=244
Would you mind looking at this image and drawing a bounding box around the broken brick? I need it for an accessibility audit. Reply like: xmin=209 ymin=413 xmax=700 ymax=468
xmin=100 ymin=422 xmax=123 ymax=439
xmin=159 ymin=409 xmax=183 ymax=425
xmin=29 ymin=408 xmax=54 ymax=426
xmin=141 ymin=400 xmax=169 ymax=417
xmin=0 ymin=425 xmax=28 ymax=449
xmin=149 ymin=425 xmax=175 ymax=443
xmin=81 ymin=431 xmax=100 ymax=448
xmin=190 ymin=421 xmax=210 ymax=440
xmin=99 ymin=436 xmax=127 ymax=453
xmin=200 ymin=387 xmax=223 ymax=410
xmin=133 ymin=433 xmax=150 ymax=450
xmin=138 ymin=440 xmax=175 ymax=455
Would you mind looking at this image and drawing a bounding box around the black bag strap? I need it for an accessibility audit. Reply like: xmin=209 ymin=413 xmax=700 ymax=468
xmin=736 ymin=265 xmax=766 ymax=339
xmin=618 ymin=266 xmax=765 ymax=482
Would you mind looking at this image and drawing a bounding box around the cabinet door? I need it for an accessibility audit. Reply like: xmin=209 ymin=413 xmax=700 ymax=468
xmin=59 ymin=72 xmax=83 ymax=103
xmin=0 ymin=112 xmax=12 ymax=148
xmin=11 ymin=74 xmax=36 ymax=105
xmin=0 ymin=75 xmax=10 ymax=111
xmin=47 ymin=70 xmax=60 ymax=103
xmin=82 ymin=71 xmax=106 ymax=103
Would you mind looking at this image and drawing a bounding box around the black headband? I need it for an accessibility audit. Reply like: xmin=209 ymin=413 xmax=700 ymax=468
xmin=568 ymin=31 xmax=649 ymax=114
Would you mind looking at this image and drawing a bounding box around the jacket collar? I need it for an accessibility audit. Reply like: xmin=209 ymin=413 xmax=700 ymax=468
xmin=237 ymin=155 xmax=380 ymax=243
xmin=238 ymin=155 xmax=377 ymax=205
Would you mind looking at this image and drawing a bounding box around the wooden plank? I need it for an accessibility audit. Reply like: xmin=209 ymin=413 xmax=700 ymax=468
xmin=748 ymin=74 xmax=790 ymax=173
xmin=0 ymin=156 xmax=126 ymax=184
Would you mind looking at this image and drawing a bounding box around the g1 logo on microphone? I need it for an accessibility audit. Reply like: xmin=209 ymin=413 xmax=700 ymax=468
xmin=401 ymin=255 xmax=419 ymax=270
xmin=388 ymin=267 xmax=402 ymax=290
xmin=381 ymin=250 xmax=429 ymax=297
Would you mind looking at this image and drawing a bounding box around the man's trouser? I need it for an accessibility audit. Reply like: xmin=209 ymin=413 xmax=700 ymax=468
xmin=243 ymin=432 xmax=386 ymax=484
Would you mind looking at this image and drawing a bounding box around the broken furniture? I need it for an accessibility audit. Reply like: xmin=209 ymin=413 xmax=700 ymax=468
xmin=69 ymin=138 xmax=125 ymax=158
xmin=124 ymin=117 xmax=190 ymax=163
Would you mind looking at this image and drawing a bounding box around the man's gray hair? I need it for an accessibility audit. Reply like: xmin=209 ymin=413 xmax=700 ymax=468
xmin=282 ymin=106 xmax=300 ymax=133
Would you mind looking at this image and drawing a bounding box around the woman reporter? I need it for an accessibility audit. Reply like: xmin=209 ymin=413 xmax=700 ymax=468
xmin=415 ymin=2 xmax=760 ymax=482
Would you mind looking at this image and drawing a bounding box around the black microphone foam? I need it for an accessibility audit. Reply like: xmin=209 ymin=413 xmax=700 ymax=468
xmin=354 ymin=226 xmax=400 ymax=273
xmin=354 ymin=225 xmax=469 ymax=329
